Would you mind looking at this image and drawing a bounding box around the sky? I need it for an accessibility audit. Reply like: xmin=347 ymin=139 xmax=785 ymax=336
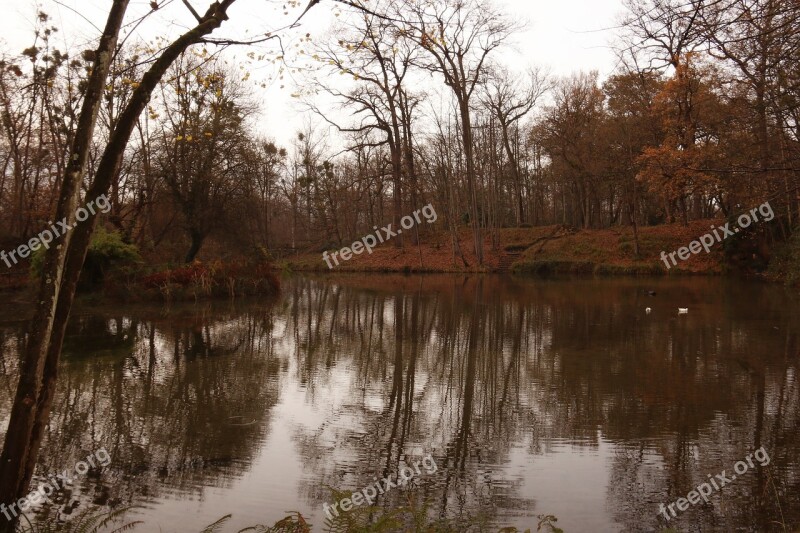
xmin=1 ymin=0 xmax=627 ymax=148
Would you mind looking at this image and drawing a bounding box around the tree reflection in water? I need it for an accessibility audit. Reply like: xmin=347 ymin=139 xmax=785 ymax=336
xmin=0 ymin=275 xmax=797 ymax=531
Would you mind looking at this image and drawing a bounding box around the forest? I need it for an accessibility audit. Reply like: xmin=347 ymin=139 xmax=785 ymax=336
xmin=0 ymin=0 xmax=797 ymax=270
xmin=0 ymin=1 xmax=799 ymax=531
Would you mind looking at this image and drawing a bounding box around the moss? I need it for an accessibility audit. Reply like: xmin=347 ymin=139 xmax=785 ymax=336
xmin=513 ymin=259 xmax=668 ymax=277
xmin=512 ymin=260 xmax=594 ymax=275
xmin=767 ymin=229 xmax=800 ymax=285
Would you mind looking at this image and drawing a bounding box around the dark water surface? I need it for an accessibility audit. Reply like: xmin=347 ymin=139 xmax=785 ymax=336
xmin=0 ymin=275 xmax=798 ymax=532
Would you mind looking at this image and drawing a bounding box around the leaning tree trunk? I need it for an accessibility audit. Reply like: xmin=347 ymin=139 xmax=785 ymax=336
xmin=0 ymin=4 xmax=130 ymax=527
xmin=0 ymin=4 xmax=239 ymax=530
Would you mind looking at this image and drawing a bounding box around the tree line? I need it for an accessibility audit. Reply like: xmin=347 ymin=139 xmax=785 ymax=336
xmin=1 ymin=0 xmax=798 ymax=267
xmin=0 ymin=0 xmax=798 ymax=529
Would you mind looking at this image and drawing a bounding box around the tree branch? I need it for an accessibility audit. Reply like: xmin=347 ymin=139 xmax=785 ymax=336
xmin=181 ymin=0 xmax=203 ymax=22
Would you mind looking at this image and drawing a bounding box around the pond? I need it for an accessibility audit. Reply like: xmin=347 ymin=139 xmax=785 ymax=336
xmin=0 ymin=274 xmax=798 ymax=532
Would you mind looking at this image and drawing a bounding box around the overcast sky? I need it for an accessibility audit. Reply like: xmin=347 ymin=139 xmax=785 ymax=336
xmin=2 ymin=0 xmax=627 ymax=147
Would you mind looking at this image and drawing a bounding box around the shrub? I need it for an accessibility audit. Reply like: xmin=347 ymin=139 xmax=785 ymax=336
xmin=767 ymin=229 xmax=800 ymax=285
xmin=139 ymin=260 xmax=280 ymax=301
xmin=618 ymin=240 xmax=635 ymax=256
xmin=30 ymin=228 xmax=141 ymax=290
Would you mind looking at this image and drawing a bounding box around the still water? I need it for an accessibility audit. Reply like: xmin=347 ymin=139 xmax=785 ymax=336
xmin=0 ymin=275 xmax=798 ymax=532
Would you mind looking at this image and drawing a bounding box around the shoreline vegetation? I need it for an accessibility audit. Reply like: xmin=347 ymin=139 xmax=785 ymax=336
xmin=1 ymin=219 xmax=798 ymax=303
xmin=0 ymin=0 xmax=797 ymax=531
xmin=282 ymin=222 xmax=797 ymax=284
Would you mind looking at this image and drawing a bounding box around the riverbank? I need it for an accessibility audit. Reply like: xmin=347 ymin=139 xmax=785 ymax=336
xmin=1 ymin=220 xmax=792 ymax=300
xmin=283 ymin=220 xmax=766 ymax=277
xmin=0 ymin=259 xmax=281 ymax=303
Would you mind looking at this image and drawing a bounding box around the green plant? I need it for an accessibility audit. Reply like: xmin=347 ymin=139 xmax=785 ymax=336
xmin=30 ymin=228 xmax=141 ymax=290
xmin=15 ymin=506 xmax=141 ymax=533
xmin=767 ymin=228 xmax=800 ymax=285
xmin=201 ymin=513 xmax=311 ymax=533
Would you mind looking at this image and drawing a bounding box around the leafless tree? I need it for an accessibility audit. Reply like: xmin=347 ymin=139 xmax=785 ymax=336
xmin=483 ymin=65 xmax=550 ymax=225
xmin=399 ymin=0 xmax=517 ymax=265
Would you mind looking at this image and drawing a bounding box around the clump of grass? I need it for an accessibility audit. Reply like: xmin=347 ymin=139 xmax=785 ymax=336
xmin=202 ymin=498 xmax=550 ymax=533
xmin=593 ymin=263 xmax=663 ymax=276
xmin=15 ymin=506 xmax=142 ymax=533
xmin=498 ymin=514 xmax=563 ymax=533
xmin=200 ymin=512 xmax=311 ymax=533
xmin=512 ymin=260 xmax=595 ymax=275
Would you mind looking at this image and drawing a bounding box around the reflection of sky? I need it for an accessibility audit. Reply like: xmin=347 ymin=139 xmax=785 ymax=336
xmin=126 ymin=368 xmax=311 ymax=532
xmin=1 ymin=275 xmax=798 ymax=531
xmin=514 ymin=436 xmax=621 ymax=532
xmin=128 ymin=374 xmax=620 ymax=532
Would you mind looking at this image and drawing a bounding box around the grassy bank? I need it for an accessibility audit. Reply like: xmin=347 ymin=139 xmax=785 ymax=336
xmin=2 ymin=220 xmax=793 ymax=297
xmin=282 ymin=220 xmax=747 ymax=277
xmin=0 ymin=259 xmax=281 ymax=304
xmin=510 ymin=220 xmax=726 ymax=276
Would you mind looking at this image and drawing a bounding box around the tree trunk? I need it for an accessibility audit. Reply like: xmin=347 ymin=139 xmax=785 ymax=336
xmin=390 ymin=134 xmax=404 ymax=248
xmin=0 ymin=5 xmax=238 ymax=528
xmin=459 ymin=98 xmax=483 ymax=265
xmin=0 ymin=3 xmax=130 ymax=524
xmin=500 ymin=121 xmax=524 ymax=225
xmin=185 ymin=229 xmax=205 ymax=263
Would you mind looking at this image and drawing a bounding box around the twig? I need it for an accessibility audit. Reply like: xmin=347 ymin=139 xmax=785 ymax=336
xmin=181 ymin=0 xmax=203 ymax=22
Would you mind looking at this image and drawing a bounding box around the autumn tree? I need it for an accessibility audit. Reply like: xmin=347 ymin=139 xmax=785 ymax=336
xmin=700 ymin=0 xmax=800 ymax=213
xmin=603 ymin=70 xmax=665 ymax=253
xmin=637 ymin=57 xmax=727 ymax=223
xmin=0 ymin=14 xmax=84 ymax=240
xmin=538 ymin=72 xmax=608 ymax=229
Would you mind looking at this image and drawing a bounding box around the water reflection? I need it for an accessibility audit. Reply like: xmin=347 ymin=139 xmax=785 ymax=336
xmin=0 ymin=275 xmax=797 ymax=531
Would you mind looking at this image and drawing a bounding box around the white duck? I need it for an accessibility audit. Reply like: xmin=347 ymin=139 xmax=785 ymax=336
xmin=678 ymin=308 xmax=688 ymax=314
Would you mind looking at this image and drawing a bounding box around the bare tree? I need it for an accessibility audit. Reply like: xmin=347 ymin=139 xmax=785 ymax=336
xmin=701 ymin=0 xmax=800 ymax=172
xmin=399 ymin=0 xmax=516 ymax=265
xmin=483 ymin=66 xmax=550 ymax=225
xmin=155 ymin=54 xmax=254 ymax=262
xmin=312 ymin=5 xmax=417 ymax=247
xmin=0 ymin=2 xmax=131 ymax=523
xmin=621 ymin=0 xmax=710 ymax=72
